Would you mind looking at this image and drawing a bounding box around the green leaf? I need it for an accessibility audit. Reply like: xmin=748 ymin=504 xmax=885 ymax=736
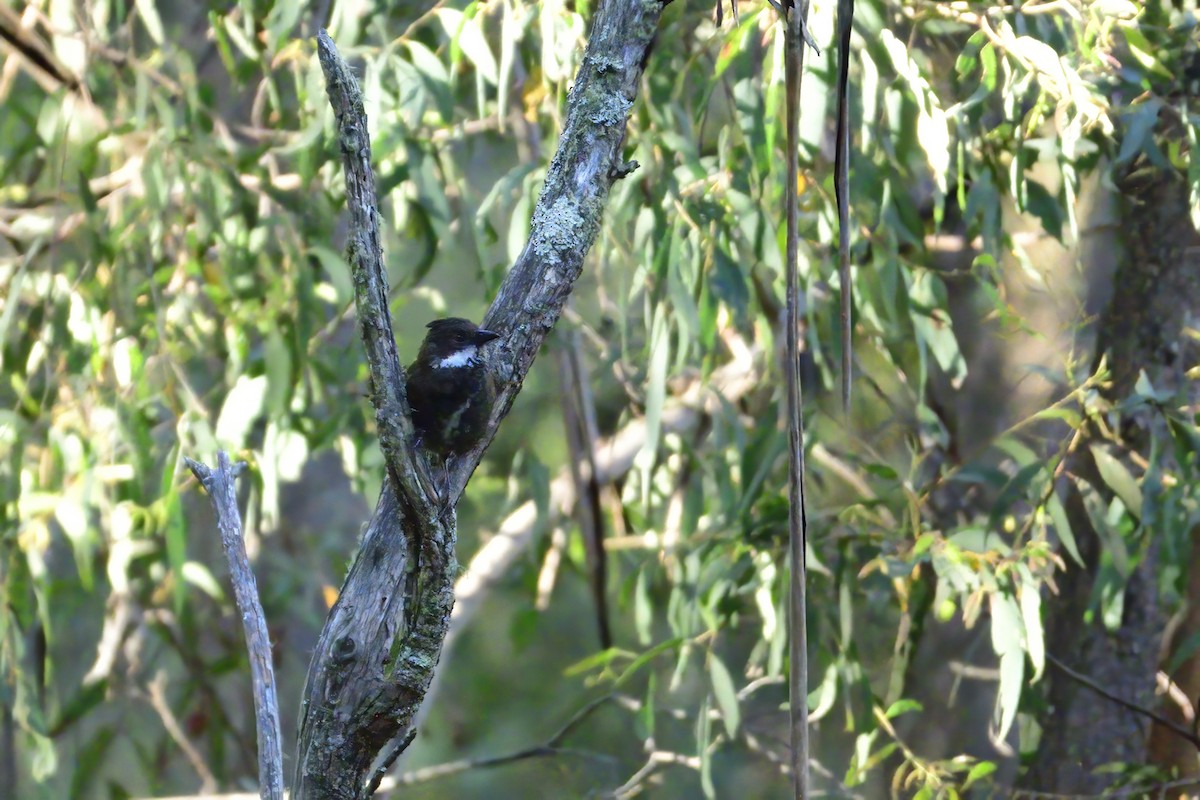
xmin=438 ymin=7 xmax=498 ymax=86
xmin=711 ymin=245 xmax=750 ymax=326
xmin=1018 ymin=571 xmax=1045 ymax=681
xmin=964 ymin=760 xmax=998 ymax=789
xmin=1046 ymin=493 xmax=1083 ymax=567
xmin=614 ymin=638 xmax=686 ymax=689
xmin=708 ymin=653 xmax=741 ymax=737
xmin=54 ymin=498 xmax=94 ymax=592
xmin=563 ymin=647 xmax=630 ymax=677
xmin=162 ymin=484 xmax=187 ymax=614
xmin=135 ymin=0 xmax=165 ymax=44
xmin=405 ymin=40 xmax=455 ymax=126
xmin=993 ymin=648 xmax=1024 ymax=743
xmin=908 ymin=271 xmax=966 ymax=389
xmin=635 ymin=672 xmax=656 ymax=740
xmin=634 ymin=567 xmax=653 ymax=646
xmin=1090 ymin=444 xmax=1143 ymax=520
xmin=911 ymin=533 xmax=935 ymax=559
xmin=636 ymin=308 xmax=670 ymax=498
xmin=264 ymin=328 xmax=291 ymax=419
xmin=989 ymin=592 xmax=1023 ymax=659
xmin=1122 ymin=26 xmax=1175 ymax=80
xmin=1116 ymin=100 xmax=1165 ymax=165
xmin=884 ymin=698 xmax=923 ymax=718
xmin=182 ymin=561 xmax=226 ymax=603
xmin=51 ymin=679 xmax=107 ymax=735
xmin=880 ymin=30 xmax=950 ymax=194
xmin=1189 ymin=117 xmax=1200 ymax=232
xmin=70 ymin=724 xmax=114 ymax=797
xmin=808 ymin=662 xmax=839 ymax=722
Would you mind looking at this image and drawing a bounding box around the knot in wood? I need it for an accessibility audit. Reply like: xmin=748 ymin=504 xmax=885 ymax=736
xmin=332 ymin=634 xmax=357 ymax=664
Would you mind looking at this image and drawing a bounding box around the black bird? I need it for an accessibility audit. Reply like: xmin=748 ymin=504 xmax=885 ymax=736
xmin=406 ymin=317 xmax=501 ymax=459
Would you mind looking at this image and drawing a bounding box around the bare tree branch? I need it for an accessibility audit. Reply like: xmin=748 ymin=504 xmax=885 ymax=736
xmin=383 ymin=695 xmax=615 ymax=791
xmin=313 ymin=29 xmax=437 ymax=519
xmin=296 ymin=1 xmax=665 ymax=794
xmin=444 ymin=0 xmax=665 ymax=506
xmin=182 ymin=453 xmax=284 ymax=800
xmin=781 ymin=0 xmax=816 ymax=796
xmin=294 ymin=36 xmax=457 ymax=798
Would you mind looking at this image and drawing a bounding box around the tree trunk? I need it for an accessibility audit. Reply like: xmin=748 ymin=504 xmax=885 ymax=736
xmin=1024 ymin=161 xmax=1200 ymax=792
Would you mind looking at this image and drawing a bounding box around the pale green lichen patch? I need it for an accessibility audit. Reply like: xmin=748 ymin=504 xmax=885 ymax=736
xmin=531 ymin=195 xmax=586 ymax=265
xmin=589 ymin=94 xmax=633 ymax=127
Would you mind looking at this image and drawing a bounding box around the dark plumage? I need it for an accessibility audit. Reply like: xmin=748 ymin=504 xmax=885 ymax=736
xmin=406 ymin=318 xmax=501 ymax=458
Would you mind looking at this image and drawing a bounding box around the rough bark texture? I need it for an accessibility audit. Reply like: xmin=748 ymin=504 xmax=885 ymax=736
xmin=1024 ymin=164 xmax=1200 ymax=792
xmin=292 ymin=2 xmax=664 ymax=797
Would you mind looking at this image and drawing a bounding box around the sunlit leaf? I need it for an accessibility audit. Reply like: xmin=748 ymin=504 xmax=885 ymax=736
xmin=1090 ymin=444 xmax=1143 ymax=520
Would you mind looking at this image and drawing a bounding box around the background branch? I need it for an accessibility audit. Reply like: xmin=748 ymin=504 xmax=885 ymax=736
xmin=1046 ymin=653 xmax=1200 ymax=750
xmin=782 ymin=1 xmax=814 ymax=796
xmin=444 ymin=343 xmax=759 ymax=660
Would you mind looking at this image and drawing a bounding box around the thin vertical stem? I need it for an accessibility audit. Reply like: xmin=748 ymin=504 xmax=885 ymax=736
xmin=783 ymin=1 xmax=812 ymax=797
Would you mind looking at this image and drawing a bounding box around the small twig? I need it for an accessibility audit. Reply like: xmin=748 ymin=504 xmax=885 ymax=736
xmin=184 ymin=452 xmax=285 ymax=800
xmin=364 ymin=728 xmax=417 ymax=798
xmin=559 ymin=323 xmax=611 ymax=649
xmin=1046 ymin=652 xmax=1200 ymax=750
xmin=389 ymin=695 xmax=616 ymax=788
xmin=610 ymin=750 xmax=703 ymax=799
xmin=141 ymin=671 xmax=219 ymax=794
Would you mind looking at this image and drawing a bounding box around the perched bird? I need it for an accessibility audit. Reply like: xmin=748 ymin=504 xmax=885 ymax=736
xmin=406 ymin=317 xmax=501 ymax=459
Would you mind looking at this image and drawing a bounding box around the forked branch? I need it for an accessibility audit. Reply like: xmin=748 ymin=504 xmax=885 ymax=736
xmin=295 ymin=2 xmax=665 ymax=796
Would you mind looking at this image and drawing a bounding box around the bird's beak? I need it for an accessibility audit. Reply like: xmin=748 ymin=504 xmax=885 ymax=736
xmin=474 ymin=329 xmax=501 ymax=345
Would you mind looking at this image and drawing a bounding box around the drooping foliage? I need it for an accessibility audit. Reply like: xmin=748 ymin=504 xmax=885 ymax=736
xmin=1 ymin=0 xmax=1198 ymax=797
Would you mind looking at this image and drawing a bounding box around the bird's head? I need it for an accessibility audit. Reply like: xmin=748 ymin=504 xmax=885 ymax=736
xmin=417 ymin=317 xmax=501 ymax=369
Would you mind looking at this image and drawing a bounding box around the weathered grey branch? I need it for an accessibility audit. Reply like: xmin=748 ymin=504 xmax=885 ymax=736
xmin=445 ymin=0 xmax=666 ymax=504
xmin=314 ymin=29 xmax=437 ymax=520
xmin=297 ymin=1 xmax=664 ymax=794
xmin=294 ymin=34 xmax=455 ymax=800
xmin=183 ymin=452 xmax=284 ymax=800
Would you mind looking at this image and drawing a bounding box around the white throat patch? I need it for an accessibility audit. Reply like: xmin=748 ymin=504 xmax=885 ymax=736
xmin=435 ymin=345 xmax=478 ymax=369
